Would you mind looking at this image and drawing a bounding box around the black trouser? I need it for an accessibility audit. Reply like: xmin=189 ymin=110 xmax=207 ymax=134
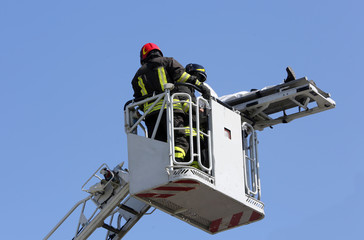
xmin=145 ymin=111 xmax=189 ymax=160
xmin=185 ymin=134 xmax=209 ymax=167
xmin=182 ymin=103 xmax=210 ymax=167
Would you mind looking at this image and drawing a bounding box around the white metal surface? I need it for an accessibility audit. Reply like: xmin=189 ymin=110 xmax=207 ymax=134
xmin=209 ymin=100 xmax=246 ymax=202
xmin=127 ymin=134 xmax=170 ymax=195
xmin=224 ymin=77 xmax=336 ymax=130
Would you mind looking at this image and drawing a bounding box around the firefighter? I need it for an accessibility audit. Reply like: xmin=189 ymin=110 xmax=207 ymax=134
xmin=131 ymin=43 xmax=210 ymax=162
xmin=181 ymin=63 xmax=212 ymax=168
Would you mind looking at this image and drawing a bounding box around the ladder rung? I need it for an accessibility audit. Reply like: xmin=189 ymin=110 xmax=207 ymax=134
xmin=102 ymin=223 xmax=119 ymax=234
xmin=118 ymin=204 xmax=139 ymax=215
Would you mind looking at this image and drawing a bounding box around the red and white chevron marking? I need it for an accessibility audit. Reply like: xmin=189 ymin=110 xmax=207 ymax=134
xmin=135 ymin=180 xmax=199 ymax=199
xmin=209 ymin=210 xmax=263 ymax=233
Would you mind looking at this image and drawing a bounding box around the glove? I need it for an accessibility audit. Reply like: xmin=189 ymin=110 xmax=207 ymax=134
xmin=200 ymin=84 xmax=211 ymax=99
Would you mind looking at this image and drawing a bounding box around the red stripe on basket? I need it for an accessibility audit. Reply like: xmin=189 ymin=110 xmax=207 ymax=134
xmin=249 ymin=211 xmax=262 ymax=222
xmin=155 ymin=194 xmax=175 ymax=198
xmin=154 ymin=186 xmax=195 ymax=191
xmin=209 ymin=218 xmax=222 ymax=233
xmin=135 ymin=193 xmax=157 ymax=198
xmin=174 ymin=180 xmax=199 ymax=184
xmin=228 ymin=212 xmax=243 ymax=228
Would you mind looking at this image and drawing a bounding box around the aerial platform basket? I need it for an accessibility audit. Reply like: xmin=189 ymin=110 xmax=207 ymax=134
xmin=45 ymin=73 xmax=335 ymax=240
xmin=125 ymin=93 xmax=264 ymax=234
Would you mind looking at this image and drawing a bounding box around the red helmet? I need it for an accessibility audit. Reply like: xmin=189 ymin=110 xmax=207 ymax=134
xmin=140 ymin=43 xmax=163 ymax=63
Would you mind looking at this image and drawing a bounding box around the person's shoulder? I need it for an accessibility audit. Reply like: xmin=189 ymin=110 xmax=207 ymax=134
xmin=135 ymin=64 xmax=148 ymax=73
xmin=165 ymin=56 xmax=179 ymax=63
xmin=149 ymin=56 xmax=175 ymax=67
xmin=150 ymin=56 xmax=183 ymax=69
xmin=153 ymin=56 xmax=173 ymax=62
xmin=162 ymin=56 xmax=174 ymax=61
xmin=162 ymin=57 xmax=184 ymax=68
xmin=132 ymin=66 xmax=144 ymax=81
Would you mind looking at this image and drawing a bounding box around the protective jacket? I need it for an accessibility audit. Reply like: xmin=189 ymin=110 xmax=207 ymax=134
xmin=132 ymin=55 xmax=202 ymax=161
xmin=131 ymin=56 xmax=202 ymax=114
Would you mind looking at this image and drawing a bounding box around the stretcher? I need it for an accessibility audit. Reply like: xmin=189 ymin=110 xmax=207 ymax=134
xmin=219 ymin=77 xmax=336 ymax=130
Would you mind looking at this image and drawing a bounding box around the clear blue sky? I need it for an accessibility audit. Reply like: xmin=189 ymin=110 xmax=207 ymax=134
xmin=1 ymin=0 xmax=363 ymax=239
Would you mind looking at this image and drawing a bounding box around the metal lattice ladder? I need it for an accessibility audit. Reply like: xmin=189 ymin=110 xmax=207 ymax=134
xmin=44 ymin=163 xmax=151 ymax=240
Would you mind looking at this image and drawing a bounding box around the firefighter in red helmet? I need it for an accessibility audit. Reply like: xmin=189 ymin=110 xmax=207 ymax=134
xmin=131 ymin=43 xmax=210 ymax=163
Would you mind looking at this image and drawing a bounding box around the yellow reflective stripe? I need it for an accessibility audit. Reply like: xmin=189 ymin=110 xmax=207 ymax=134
xmin=184 ymin=127 xmax=197 ymax=136
xmin=182 ymin=102 xmax=190 ymax=113
xmin=182 ymin=99 xmax=190 ymax=113
xmin=143 ymin=99 xmax=183 ymax=113
xmin=143 ymin=100 xmax=165 ymax=112
xmin=195 ymin=79 xmax=202 ymax=86
xmin=172 ymin=98 xmax=183 ymax=111
xmin=175 ymin=152 xmax=185 ymax=159
xmin=177 ymin=72 xmax=191 ymax=83
xmin=138 ymin=77 xmax=148 ymax=96
xmin=196 ymin=68 xmax=205 ymax=72
xmin=157 ymin=67 xmax=167 ymax=91
xmin=191 ymin=160 xmax=201 ymax=169
xmin=185 ymin=127 xmax=204 ymax=139
xmin=175 ymin=146 xmax=186 ymax=159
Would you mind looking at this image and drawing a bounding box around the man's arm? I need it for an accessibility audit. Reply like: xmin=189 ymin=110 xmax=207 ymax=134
xmin=131 ymin=74 xmax=143 ymax=99
xmin=166 ymin=57 xmax=210 ymax=99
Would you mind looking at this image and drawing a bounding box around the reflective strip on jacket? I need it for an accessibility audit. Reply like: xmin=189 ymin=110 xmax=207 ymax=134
xmin=132 ymin=56 xmax=199 ymax=115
